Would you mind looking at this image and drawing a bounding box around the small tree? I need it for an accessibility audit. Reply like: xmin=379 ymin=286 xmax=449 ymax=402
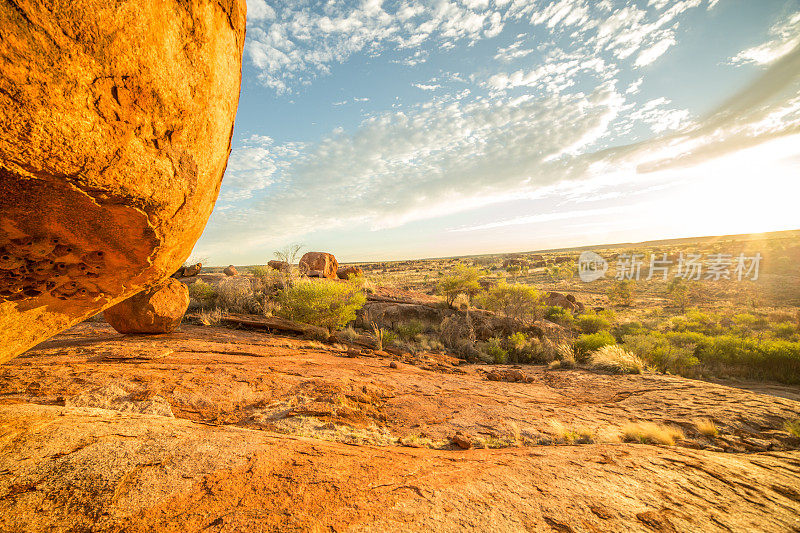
xmin=436 ymin=265 xmax=482 ymax=307
xmin=273 ymin=243 xmax=304 ymax=289
xmin=666 ymin=277 xmax=693 ymax=312
xmin=277 ymin=279 xmax=366 ymax=331
xmin=478 ymin=282 xmax=542 ymax=327
xmin=608 ymin=280 xmax=635 ymax=307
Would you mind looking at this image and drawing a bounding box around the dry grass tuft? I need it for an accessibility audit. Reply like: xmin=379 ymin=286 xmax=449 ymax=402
xmin=785 ymin=418 xmax=800 ymax=438
xmin=695 ymin=418 xmax=719 ymax=437
xmin=621 ymin=422 xmax=684 ymax=445
xmin=589 ymin=345 xmax=645 ymax=374
xmin=549 ymin=420 xmax=594 ymax=444
xmin=197 ymin=307 xmax=224 ymax=326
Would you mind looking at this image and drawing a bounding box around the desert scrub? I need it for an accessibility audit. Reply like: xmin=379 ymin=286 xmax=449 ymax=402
xmin=549 ymin=420 xmax=594 ymax=444
xmin=277 ymin=279 xmax=366 ymax=331
xmin=608 ymin=280 xmax=635 ymax=306
xmin=589 ymin=345 xmax=645 ymax=374
xmin=621 ymin=422 xmax=684 ymax=445
xmin=575 ymin=311 xmax=612 ymax=334
xmin=478 ymin=336 xmax=508 ymax=364
xmin=622 ymin=333 xmax=699 ymax=375
xmin=436 ymin=265 xmax=482 ymax=306
xmin=574 ymin=331 xmax=616 ymax=359
xmin=216 ymin=277 xmax=262 ymax=314
xmin=475 ymin=281 xmax=543 ymax=326
xmin=187 ymin=280 xmax=218 ymax=309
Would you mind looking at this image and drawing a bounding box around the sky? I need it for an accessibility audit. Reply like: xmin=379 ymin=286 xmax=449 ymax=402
xmin=193 ymin=0 xmax=800 ymax=265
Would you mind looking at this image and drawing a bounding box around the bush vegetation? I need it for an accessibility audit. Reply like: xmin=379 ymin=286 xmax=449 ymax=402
xmin=277 ymin=279 xmax=366 ymax=331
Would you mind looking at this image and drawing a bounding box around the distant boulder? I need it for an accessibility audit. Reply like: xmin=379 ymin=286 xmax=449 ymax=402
xmin=268 ymin=260 xmax=290 ymax=273
xmin=544 ymin=291 xmax=585 ymax=314
xmin=337 ymin=266 xmax=363 ymax=279
xmin=177 ymin=263 xmax=202 ymax=278
xmin=223 ymin=265 xmax=238 ymax=276
xmin=104 ymin=278 xmax=189 ymax=334
xmin=299 ymin=252 xmax=338 ymax=280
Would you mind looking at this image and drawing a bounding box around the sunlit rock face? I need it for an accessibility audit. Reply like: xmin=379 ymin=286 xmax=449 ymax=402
xmin=0 ymin=0 xmax=246 ymax=362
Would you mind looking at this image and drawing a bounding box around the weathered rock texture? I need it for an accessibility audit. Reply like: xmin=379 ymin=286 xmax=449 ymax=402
xmin=1 ymin=321 xmax=799 ymax=531
xmin=223 ymin=265 xmax=238 ymax=276
xmin=299 ymin=252 xmax=339 ymax=280
xmin=104 ymin=278 xmax=189 ymax=334
xmin=0 ymin=0 xmax=246 ymax=362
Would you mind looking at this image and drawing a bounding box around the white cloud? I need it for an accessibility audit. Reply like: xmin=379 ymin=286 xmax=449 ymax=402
xmin=413 ymin=83 xmax=441 ymax=91
xmin=634 ymin=36 xmax=676 ymax=67
xmin=730 ymin=11 xmax=800 ymax=66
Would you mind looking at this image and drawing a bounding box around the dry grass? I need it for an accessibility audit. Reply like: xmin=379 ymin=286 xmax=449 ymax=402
xmin=554 ymin=342 xmax=576 ymax=368
xmin=549 ymin=420 xmax=595 ymax=444
xmin=621 ymin=422 xmax=684 ymax=445
xmin=695 ymin=418 xmax=719 ymax=437
xmin=785 ymin=418 xmax=800 ymax=438
xmin=589 ymin=345 xmax=645 ymax=374
xmin=197 ymin=307 xmax=224 ymax=326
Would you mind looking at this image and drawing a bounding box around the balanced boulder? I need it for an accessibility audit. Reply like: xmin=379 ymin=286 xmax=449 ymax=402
xmin=223 ymin=265 xmax=238 ymax=276
xmin=104 ymin=279 xmax=189 ymax=334
xmin=0 ymin=0 xmax=246 ymax=362
xmin=299 ymin=252 xmax=339 ymax=280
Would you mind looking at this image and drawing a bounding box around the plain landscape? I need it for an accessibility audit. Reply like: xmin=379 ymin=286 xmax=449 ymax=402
xmin=2 ymin=0 xmax=800 ymax=531
xmin=2 ymin=230 xmax=800 ymax=531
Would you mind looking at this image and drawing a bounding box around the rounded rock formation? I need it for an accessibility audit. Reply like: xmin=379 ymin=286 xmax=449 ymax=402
xmin=223 ymin=265 xmax=238 ymax=276
xmin=299 ymin=252 xmax=339 ymax=280
xmin=104 ymin=278 xmax=189 ymax=334
xmin=337 ymin=266 xmax=364 ymax=279
xmin=0 ymin=0 xmax=246 ymax=362
xmin=268 ymin=260 xmax=290 ymax=273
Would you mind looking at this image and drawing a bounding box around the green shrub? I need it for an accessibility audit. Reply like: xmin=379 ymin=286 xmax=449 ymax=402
xmin=479 ymin=336 xmax=508 ymax=364
xmin=608 ymin=280 xmax=635 ymax=306
xmin=436 ymin=265 xmax=482 ymax=306
xmin=623 ymin=333 xmax=699 ymax=374
xmin=574 ymin=331 xmax=616 ymax=358
xmin=576 ymin=312 xmax=611 ymax=334
xmin=277 ymin=279 xmax=366 ymax=331
xmin=395 ymin=320 xmax=425 ymax=341
xmin=544 ymin=305 xmax=574 ymax=325
xmin=187 ymin=280 xmax=218 ymax=309
xmin=774 ymin=322 xmax=797 ymax=340
xmin=476 ymin=282 xmax=542 ymax=326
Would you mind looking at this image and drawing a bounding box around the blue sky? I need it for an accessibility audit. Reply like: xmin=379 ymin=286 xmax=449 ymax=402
xmin=194 ymin=0 xmax=800 ymax=265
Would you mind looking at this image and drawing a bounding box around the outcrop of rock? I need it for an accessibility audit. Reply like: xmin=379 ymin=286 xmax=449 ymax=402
xmin=544 ymin=291 xmax=585 ymax=314
xmin=104 ymin=278 xmax=189 ymax=334
xmin=299 ymin=252 xmax=339 ymax=280
xmin=2 ymin=322 xmax=800 ymax=531
xmin=0 ymin=0 xmax=246 ymax=362
xmin=268 ymin=260 xmax=290 ymax=272
xmin=223 ymin=265 xmax=238 ymax=276
xmin=337 ymin=266 xmax=364 ymax=279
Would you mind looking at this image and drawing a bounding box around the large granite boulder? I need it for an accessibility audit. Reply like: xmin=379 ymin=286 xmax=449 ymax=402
xmin=299 ymin=252 xmax=339 ymax=280
xmin=0 ymin=0 xmax=246 ymax=362
xmin=104 ymin=278 xmax=189 ymax=334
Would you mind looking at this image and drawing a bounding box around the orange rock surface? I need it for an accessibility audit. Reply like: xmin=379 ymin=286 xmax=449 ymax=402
xmin=0 ymin=0 xmax=246 ymax=361
xmin=1 ymin=321 xmax=799 ymax=531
